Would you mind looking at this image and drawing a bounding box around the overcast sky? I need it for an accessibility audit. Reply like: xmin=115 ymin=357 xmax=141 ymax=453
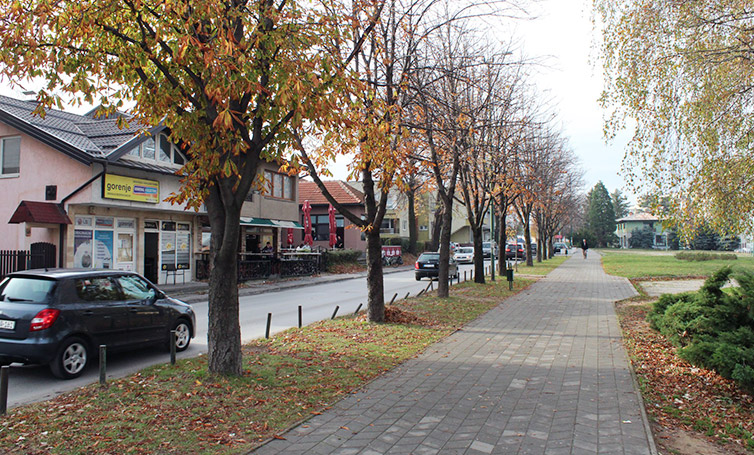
xmin=508 ymin=0 xmax=633 ymax=199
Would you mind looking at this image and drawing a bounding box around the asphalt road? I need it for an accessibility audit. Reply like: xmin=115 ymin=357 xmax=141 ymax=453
xmin=3 ymin=262 xmax=493 ymax=409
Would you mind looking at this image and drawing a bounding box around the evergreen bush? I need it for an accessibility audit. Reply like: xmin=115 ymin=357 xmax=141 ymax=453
xmin=648 ymin=267 xmax=754 ymax=390
xmin=324 ymin=249 xmax=362 ymax=270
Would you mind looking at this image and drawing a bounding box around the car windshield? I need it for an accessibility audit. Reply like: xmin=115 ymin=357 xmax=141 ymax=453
xmin=456 ymin=248 xmax=473 ymax=254
xmin=0 ymin=277 xmax=55 ymax=303
xmin=419 ymin=253 xmax=440 ymax=261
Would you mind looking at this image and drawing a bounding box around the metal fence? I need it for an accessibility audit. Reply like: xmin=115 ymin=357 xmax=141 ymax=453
xmin=0 ymin=242 xmax=57 ymax=279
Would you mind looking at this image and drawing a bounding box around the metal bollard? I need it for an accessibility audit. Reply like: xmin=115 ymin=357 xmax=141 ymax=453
xmin=169 ymin=332 xmax=176 ymax=365
xmin=464 ymin=270 xmax=467 ymax=282
xmin=389 ymin=293 xmax=398 ymax=305
xmin=331 ymin=306 xmax=339 ymax=320
xmin=265 ymin=313 xmax=272 ymax=339
xmin=100 ymin=345 xmax=108 ymax=384
xmin=404 ymin=292 xmax=410 ymax=300
xmin=0 ymin=365 xmax=9 ymax=415
xmin=354 ymin=303 xmax=363 ymax=315
xmin=298 ymin=305 xmax=302 ymax=328
xmin=417 ymin=289 xmax=425 ymax=297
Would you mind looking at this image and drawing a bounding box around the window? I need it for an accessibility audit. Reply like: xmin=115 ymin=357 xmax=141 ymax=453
xmin=75 ymin=277 xmax=120 ymax=301
xmin=306 ymin=214 xmax=344 ymax=241
xmin=380 ymin=219 xmax=398 ymax=234
xmin=1 ymin=136 xmax=20 ymax=176
xmin=264 ymin=170 xmax=295 ymax=200
xmin=127 ymin=133 xmax=186 ymax=166
xmin=118 ymin=275 xmax=155 ymax=301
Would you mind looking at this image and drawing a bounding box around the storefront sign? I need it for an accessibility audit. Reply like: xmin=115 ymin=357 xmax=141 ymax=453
xmin=104 ymin=174 xmax=159 ymax=203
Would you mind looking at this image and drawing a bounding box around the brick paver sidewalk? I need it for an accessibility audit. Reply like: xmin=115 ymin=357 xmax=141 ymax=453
xmin=254 ymin=252 xmax=656 ymax=454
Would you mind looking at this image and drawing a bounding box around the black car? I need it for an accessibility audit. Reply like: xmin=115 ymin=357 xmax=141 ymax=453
xmin=415 ymin=253 xmax=459 ymax=281
xmin=0 ymin=269 xmax=196 ymax=379
xmin=505 ymin=244 xmax=526 ymax=261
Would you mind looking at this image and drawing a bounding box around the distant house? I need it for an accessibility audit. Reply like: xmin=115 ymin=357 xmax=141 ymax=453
xmin=615 ymin=212 xmax=668 ymax=249
xmin=298 ymin=180 xmax=366 ymax=250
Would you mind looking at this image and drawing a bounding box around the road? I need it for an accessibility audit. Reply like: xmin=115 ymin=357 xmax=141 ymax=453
xmin=4 ymin=262 xmax=494 ymax=408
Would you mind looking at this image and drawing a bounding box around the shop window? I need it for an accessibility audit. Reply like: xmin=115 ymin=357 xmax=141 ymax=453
xmin=1 ymin=136 xmax=20 ymax=176
xmin=306 ymin=215 xmax=343 ymax=241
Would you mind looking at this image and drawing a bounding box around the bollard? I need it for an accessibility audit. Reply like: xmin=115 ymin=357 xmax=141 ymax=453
xmin=298 ymin=305 xmax=302 ymax=328
xmin=389 ymin=293 xmax=398 ymax=305
xmin=0 ymin=365 xmax=8 ymax=415
xmin=169 ymin=332 xmax=177 ymax=365
xmin=331 ymin=306 xmax=340 ymax=320
xmin=417 ymin=289 xmax=425 ymax=297
xmin=404 ymin=292 xmax=410 ymax=300
xmin=464 ymin=270 xmax=467 ymax=282
xmin=265 ymin=313 xmax=272 ymax=339
xmin=354 ymin=303 xmax=363 ymax=315
xmin=100 ymin=345 xmax=108 ymax=384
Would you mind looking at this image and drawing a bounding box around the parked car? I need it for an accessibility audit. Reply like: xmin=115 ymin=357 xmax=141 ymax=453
xmin=482 ymin=242 xmax=497 ymax=259
xmin=554 ymin=242 xmax=568 ymax=254
xmin=453 ymin=247 xmax=474 ymax=264
xmin=415 ymin=253 xmax=459 ymax=281
xmin=505 ymin=244 xmax=526 ymax=261
xmin=0 ymin=269 xmax=196 ymax=379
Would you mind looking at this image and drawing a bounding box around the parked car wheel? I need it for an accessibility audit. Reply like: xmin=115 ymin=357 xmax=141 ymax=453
xmin=415 ymin=275 xmax=421 ymax=281
xmin=169 ymin=320 xmax=192 ymax=352
xmin=50 ymin=337 xmax=89 ymax=379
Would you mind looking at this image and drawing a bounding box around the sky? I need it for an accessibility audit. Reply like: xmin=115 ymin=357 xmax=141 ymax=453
xmin=0 ymin=0 xmax=633 ymax=200
xmin=504 ymin=0 xmax=634 ymax=199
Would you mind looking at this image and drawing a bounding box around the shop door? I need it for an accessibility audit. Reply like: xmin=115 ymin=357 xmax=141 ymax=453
xmin=144 ymin=232 xmax=159 ymax=283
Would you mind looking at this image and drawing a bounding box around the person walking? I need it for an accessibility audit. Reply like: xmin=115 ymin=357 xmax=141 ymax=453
xmin=581 ymin=238 xmax=588 ymax=259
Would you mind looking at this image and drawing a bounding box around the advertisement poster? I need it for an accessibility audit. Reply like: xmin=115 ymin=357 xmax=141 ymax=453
xmin=117 ymin=233 xmax=134 ymax=263
xmin=73 ymin=229 xmax=93 ymax=268
xmin=94 ymin=230 xmax=113 ymax=269
xmin=176 ymin=233 xmax=190 ymax=270
xmin=103 ymin=174 xmax=160 ymax=203
xmin=161 ymin=232 xmax=176 ymax=270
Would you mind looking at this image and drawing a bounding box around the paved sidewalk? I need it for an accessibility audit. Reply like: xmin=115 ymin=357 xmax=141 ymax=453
xmin=254 ymin=251 xmax=656 ymax=454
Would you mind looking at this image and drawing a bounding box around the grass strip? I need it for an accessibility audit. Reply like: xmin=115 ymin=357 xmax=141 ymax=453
xmin=600 ymin=249 xmax=754 ymax=280
xmin=0 ymin=277 xmax=531 ymax=455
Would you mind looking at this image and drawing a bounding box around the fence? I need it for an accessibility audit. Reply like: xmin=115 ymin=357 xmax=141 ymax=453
xmin=195 ymin=251 xmax=324 ymax=281
xmin=0 ymin=242 xmax=57 ymax=279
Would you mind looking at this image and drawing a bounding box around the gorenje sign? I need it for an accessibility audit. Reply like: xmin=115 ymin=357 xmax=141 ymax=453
xmin=103 ymin=174 xmax=160 ymax=203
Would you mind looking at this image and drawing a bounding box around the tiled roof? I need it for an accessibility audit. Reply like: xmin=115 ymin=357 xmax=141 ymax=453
xmin=299 ymin=180 xmax=365 ymax=206
xmin=616 ymin=212 xmax=659 ymax=222
xmin=0 ymin=94 xmax=152 ymax=165
xmin=8 ymin=201 xmax=72 ymax=225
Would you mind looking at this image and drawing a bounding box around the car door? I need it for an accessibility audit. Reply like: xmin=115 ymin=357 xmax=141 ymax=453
xmin=72 ymin=276 xmax=130 ymax=348
xmin=116 ymin=274 xmax=168 ymax=344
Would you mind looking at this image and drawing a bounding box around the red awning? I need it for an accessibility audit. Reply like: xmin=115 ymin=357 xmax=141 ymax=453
xmin=9 ymin=201 xmax=72 ymax=225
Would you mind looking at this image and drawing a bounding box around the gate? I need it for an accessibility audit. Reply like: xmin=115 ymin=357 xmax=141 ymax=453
xmin=0 ymin=242 xmax=57 ymax=279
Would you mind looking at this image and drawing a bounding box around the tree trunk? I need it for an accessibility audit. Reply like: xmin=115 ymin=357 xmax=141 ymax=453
xmin=437 ymin=196 xmax=453 ymax=297
xmin=536 ymin=222 xmax=543 ymax=263
xmin=523 ymin=212 xmax=533 ymax=267
xmin=472 ymin=225 xmax=485 ymax=283
xmin=497 ymin=209 xmax=508 ymax=275
xmin=430 ymin=206 xmax=443 ymax=252
xmin=407 ymin=187 xmax=418 ymax=255
xmin=206 ymin=187 xmax=243 ymax=376
xmin=365 ymin=228 xmax=385 ymax=322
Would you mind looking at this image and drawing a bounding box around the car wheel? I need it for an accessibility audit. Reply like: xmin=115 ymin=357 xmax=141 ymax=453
xmin=50 ymin=337 xmax=89 ymax=380
xmin=415 ymin=275 xmax=421 ymax=281
xmin=168 ymin=320 xmax=192 ymax=352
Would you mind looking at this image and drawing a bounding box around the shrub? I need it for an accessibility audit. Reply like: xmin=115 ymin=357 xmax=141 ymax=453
xmin=675 ymin=251 xmax=738 ymax=261
xmin=648 ymin=267 xmax=754 ymax=390
xmin=324 ymin=249 xmax=362 ymax=270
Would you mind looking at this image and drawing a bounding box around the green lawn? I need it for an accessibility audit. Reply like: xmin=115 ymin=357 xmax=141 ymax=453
xmin=599 ymin=249 xmax=754 ymax=279
xmin=506 ymin=255 xmax=569 ymax=276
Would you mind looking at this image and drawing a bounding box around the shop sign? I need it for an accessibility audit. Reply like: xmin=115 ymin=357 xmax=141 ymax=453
xmin=104 ymin=174 xmax=159 ymax=203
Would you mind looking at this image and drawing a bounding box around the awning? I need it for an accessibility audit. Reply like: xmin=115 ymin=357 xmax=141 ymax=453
xmin=239 ymin=217 xmax=304 ymax=229
xmin=9 ymin=201 xmax=72 ymax=225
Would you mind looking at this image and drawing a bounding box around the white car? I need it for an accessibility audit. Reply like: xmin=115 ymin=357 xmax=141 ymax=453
xmin=453 ymin=247 xmax=474 ymax=264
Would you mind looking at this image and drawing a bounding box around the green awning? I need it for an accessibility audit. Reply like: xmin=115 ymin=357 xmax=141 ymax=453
xmin=239 ymin=217 xmax=304 ymax=229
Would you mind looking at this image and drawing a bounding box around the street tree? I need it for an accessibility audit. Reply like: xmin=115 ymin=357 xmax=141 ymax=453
xmin=596 ymin=0 xmax=754 ymax=236
xmin=0 ymin=0 xmax=383 ymax=375
xmin=585 ymin=181 xmax=616 ymax=247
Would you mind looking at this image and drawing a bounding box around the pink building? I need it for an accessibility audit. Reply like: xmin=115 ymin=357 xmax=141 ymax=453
xmin=298 ymin=181 xmax=366 ymax=251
